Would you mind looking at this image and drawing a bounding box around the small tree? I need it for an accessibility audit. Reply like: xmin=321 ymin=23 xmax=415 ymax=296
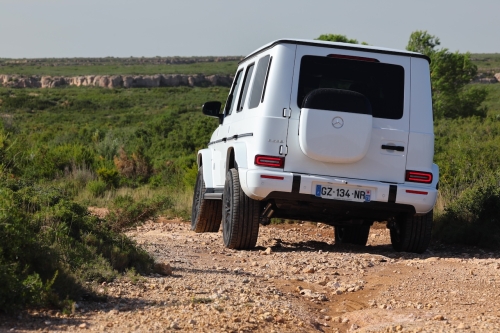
xmin=406 ymin=31 xmax=440 ymax=54
xmin=316 ymin=34 xmax=368 ymax=45
xmin=406 ymin=30 xmax=487 ymax=119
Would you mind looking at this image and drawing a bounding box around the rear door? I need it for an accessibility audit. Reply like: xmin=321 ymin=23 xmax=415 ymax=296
xmin=284 ymin=45 xmax=411 ymax=184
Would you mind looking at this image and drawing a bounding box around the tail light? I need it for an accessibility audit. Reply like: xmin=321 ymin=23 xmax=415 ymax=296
xmin=254 ymin=155 xmax=285 ymax=168
xmin=405 ymin=170 xmax=433 ymax=184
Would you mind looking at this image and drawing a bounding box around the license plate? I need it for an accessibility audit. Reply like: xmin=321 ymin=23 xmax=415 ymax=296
xmin=315 ymin=184 xmax=371 ymax=202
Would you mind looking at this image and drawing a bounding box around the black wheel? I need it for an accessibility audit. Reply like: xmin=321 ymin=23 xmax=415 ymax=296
xmin=390 ymin=210 xmax=433 ymax=253
xmin=191 ymin=168 xmax=222 ymax=233
xmin=335 ymin=223 xmax=371 ymax=246
xmin=222 ymin=168 xmax=260 ymax=249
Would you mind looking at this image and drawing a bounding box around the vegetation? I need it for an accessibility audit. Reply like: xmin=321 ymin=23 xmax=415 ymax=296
xmin=0 ymin=86 xmax=228 ymax=207
xmin=406 ymin=30 xmax=488 ymax=119
xmin=433 ymin=113 xmax=500 ymax=247
xmin=0 ymin=173 xmax=155 ymax=311
xmin=316 ymin=34 xmax=368 ymax=45
xmin=470 ymin=53 xmax=500 ymax=74
xmin=0 ymin=85 xmax=228 ymax=312
xmin=0 ymin=57 xmax=239 ymax=76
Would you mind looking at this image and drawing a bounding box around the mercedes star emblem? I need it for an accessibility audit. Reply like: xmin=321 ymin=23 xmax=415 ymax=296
xmin=332 ymin=116 xmax=344 ymax=129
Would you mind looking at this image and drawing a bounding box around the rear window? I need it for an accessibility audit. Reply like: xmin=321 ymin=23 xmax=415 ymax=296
xmin=297 ymin=55 xmax=405 ymax=119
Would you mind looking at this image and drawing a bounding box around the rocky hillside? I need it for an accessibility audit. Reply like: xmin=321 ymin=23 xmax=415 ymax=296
xmin=472 ymin=72 xmax=500 ymax=84
xmin=0 ymin=74 xmax=233 ymax=88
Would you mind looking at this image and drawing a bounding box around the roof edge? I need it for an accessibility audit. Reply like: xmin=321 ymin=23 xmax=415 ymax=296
xmin=239 ymin=39 xmax=430 ymax=64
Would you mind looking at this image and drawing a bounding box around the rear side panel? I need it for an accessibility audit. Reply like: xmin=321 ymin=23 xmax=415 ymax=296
xmin=240 ymin=43 xmax=296 ymax=171
xmin=406 ymin=57 xmax=434 ymax=174
xmin=212 ymin=44 xmax=296 ymax=188
xmin=284 ymin=45 xmax=411 ymax=184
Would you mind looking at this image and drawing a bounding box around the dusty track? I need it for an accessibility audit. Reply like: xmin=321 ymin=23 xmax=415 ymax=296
xmin=2 ymin=220 xmax=500 ymax=332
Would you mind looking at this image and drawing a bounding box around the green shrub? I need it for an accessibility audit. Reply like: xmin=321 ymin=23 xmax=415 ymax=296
xmin=86 ymin=180 xmax=107 ymax=197
xmin=0 ymin=259 xmax=57 ymax=312
xmin=0 ymin=94 xmax=57 ymax=111
xmin=107 ymin=194 xmax=172 ymax=231
xmin=95 ymin=131 xmax=123 ymax=160
xmin=0 ymin=179 xmax=153 ymax=312
xmin=434 ymin=172 xmax=500 ymax=248
xmin=182 ymin=163 xmax=198 ymax=189
xmin=96 ymin=166 xmax=119 ymax=188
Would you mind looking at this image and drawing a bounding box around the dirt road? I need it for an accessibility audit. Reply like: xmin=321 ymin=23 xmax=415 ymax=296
xmin=2 ymin=220 xmax=500 ymax=332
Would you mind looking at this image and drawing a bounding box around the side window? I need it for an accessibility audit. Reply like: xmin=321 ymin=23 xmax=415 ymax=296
xmin=237 ymin=63 xmax=255 ymax=112
xmin=248 ymin=55 xmax=272 ymax=109
xmin=224 ymin=69 xmax=243 ymax=116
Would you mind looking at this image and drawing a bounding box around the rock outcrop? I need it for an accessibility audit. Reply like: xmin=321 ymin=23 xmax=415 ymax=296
xmin=0 ymin=74 xmax=233 ymax=88
xmin=472 ymin=72 xmax=499 ymax=84
xmin=4 ymin=72 xmax=498 ymax=88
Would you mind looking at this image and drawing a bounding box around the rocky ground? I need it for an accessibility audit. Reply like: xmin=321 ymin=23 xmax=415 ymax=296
xmin=2 ymin=220 xmax=500 ymax=333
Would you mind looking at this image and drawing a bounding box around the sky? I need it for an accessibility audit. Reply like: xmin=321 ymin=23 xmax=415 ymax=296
xmin=0 ymin=0 xmax=498 ymax=58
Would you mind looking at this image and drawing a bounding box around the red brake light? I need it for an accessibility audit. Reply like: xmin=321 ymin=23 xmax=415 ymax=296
xmin=327 ymin=54 xmax=379 ymax=62
xmin=254 ymin=155 xmax=285 ymax=168
xmin=260 ymin=175 xmax=284 ymax=180
xmin=405 ymin=171 xmax=433 ymax=184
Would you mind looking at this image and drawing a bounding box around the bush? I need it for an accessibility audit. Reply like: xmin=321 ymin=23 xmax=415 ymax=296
xmin=113 ymin=147 xmax=152 ymax=183
xmin=434 ymin=172 xmax=500 ymax=248
xmin=106 ymin=194 xmax=173 ymax=231
xmin=96 ymin=166 xmax=119 ymax=188
xmin=86 ymin=180 xmax=107 ymax=197
xmin=95 ymin=130 xmax=123 ymax=160
xmin=0 ymin=179 xmax=153 ymax=312
xmin=0 ymin=259 xmax=57 ymax=312
xmin=182 ymin=163 xmax=198 ymax=189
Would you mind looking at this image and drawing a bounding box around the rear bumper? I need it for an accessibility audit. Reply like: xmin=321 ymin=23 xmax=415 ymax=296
xmin=238 ymin=167 xmax=438 ymax=215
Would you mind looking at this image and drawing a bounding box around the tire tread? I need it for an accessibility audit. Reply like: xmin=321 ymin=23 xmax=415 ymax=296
xmin=223 ymin=169 xmax=260 ymax=249
xmin=335 ymin=224 xmax=370 ymax=246
xmin=191 ymin=168 xmax=222 ymax=233
xmin=391 ymin=210 xmax=433 ymax=253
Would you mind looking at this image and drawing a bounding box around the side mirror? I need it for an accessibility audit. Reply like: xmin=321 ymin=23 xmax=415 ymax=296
xmin=202 ymin=101 xmax=223 ymax=124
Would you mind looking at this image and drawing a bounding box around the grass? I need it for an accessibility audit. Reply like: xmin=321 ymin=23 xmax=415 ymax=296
xmin=0 ymin=58 xmax=239 ymax=76
xmin=471 ymin=53 xmax=500 ymax=73
xmin=0 ymin=85 xmax=228 ymax=225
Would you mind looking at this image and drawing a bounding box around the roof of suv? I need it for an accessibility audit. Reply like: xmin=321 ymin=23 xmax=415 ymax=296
xmin=240 ymin=38 xmax=430 ymax=64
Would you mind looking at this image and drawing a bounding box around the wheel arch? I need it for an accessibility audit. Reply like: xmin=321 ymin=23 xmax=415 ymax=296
xmin=197 ymin=149 xmax=214 ymax=189
xmin=225 ymin=142 xmax=248 ymax=174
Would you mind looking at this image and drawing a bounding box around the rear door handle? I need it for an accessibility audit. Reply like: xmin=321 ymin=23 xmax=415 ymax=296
xmin=381 ymin=145 xmax=404 ymax=152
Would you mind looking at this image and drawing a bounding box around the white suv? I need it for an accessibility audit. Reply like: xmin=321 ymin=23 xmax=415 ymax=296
xmin=191 ymin=39 xmax=439 ymax=253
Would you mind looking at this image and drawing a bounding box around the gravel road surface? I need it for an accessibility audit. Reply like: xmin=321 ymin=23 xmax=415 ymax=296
xmin=2 ymin=219 xmax=500 ymax=332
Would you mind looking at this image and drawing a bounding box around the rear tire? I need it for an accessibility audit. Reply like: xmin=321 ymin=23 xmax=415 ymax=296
xmin=191 ymin=168 xmax=222 ymax=233
xmin=390 ymin=210 xmax=433 ymax=253
xmin=223 ymin=168 xmax=260 ymax=249
xmin=335 ymin=223 xmax=370 ymax=246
